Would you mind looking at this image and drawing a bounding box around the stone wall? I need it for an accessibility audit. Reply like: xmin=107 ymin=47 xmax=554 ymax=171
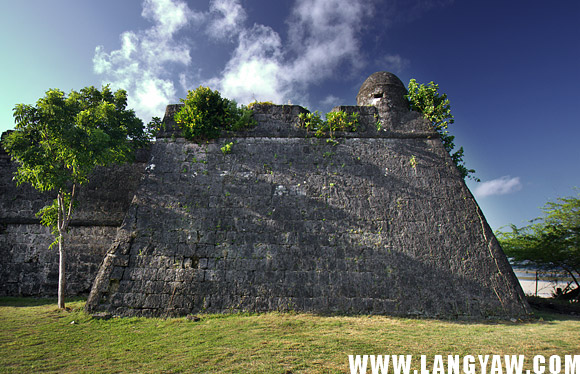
xmin=0 ymin=135 xmax=149 ymax=296
xmin=85 ymin=103 xmax=530 ymax=318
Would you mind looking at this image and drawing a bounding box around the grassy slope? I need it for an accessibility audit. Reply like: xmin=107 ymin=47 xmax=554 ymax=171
xmin=0 ymin=298 xmax=579 ymax=374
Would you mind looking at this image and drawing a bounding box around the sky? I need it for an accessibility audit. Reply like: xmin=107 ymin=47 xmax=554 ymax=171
xmin=1 ymin=0 xmax=578 ymax=231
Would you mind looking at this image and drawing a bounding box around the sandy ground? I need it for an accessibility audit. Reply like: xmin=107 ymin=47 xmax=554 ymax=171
xmin=514 ymin=269 xmax=573 ymax=297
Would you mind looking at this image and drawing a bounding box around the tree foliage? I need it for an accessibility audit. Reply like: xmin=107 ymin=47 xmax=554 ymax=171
xmin=406 ymin=79 xmax=478 ymax=181
xmin=174 ymin=86 xmax=256 ymax=140
xmin=497 ymin=193 xmax=580 ymax=297
xmin=2 ymin=85 xmax=150 ymax=308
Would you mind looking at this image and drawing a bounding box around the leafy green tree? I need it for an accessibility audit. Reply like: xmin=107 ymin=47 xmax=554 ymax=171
xmin=497 ymin=193 xmax=580 ymax=298
xmin=174 ymin=86 xmax=255 ymax=140
xmin=406 ymin=79 xmax=478 ymax=181
xmin=2 ymin=86 xmax=150 ymax=309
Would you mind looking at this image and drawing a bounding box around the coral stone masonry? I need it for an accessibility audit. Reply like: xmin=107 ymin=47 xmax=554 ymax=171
xmin=1 ymin=72 xmax=530 ymax=318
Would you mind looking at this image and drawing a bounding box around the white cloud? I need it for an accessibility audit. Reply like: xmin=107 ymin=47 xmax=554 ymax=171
xmin=94 ymin=0 xmax=379 ymax=117
xmin=320 ymin=95 xmax=341 ymax=108
xmin=286 ymin=0 xmax=370 ymax=83
xmin=205 ymin=24 xmax=289 ymax=104
xmin=142 ymin=0 xmax=200 ymax=36
xmin=208 ymin=0 xmax=373 ymax=105
xmin=377 ymin=54 xmax=410 ymax=74
xmin=93 ymin=0 xmax=201 ymax=121
xmin=206 ymin=0 xmax=247 ymax=40
xmin=474 ymin=176 xmax=523 ymax=198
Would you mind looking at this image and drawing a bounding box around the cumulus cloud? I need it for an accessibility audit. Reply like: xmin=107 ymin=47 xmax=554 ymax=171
xmin=142 ymin=0 xmax=200 ymax=36
xmin=93 ymin=0 xmax=201 ymax=120
xmin=320 ymin=95 xmax=342 ymax=108
xmin=206 ymin=0 xmax=247 ymax=40
xmin=205 ymin=24 xmax=288 ymax=104
xmin=212 ymin=0 xmax=373 ymax=105
xmin=474 ymin=176 xmax=523 ymax=198
xmin=94 ymin=0 xmax=377 ymax=118
xmin=286 ymin=0 xmax=370 ymax=83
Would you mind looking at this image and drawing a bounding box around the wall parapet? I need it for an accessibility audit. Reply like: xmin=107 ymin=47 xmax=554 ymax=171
xmin=157 ymin=104 xmax=438 ymax=140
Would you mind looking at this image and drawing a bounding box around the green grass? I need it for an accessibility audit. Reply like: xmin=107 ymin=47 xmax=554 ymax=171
xmin=1 ymin=297 xmax=579 ymax=373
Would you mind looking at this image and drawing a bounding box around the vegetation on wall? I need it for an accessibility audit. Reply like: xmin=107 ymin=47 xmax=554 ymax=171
xmin=247 ymin=100 xmax=275 ymax=108
xmin=174 ymin=86 xmax=256 ymax=141
xmin=406 ymin=79 xmax=478 ymax=181
xmin=298 ymin=110 xmax=359 ymax=142
xmin=147 ymin=116 xmax=164 ymax=134
xmin=221 ymin=141 xmax=235 ymax=155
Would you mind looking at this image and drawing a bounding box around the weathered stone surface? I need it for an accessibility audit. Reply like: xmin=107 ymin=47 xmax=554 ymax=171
xmin=357 ymin=71 xmax=432 ymax=134
xmin=86 ymin=131 xmax=529 ymax=318
xmin=85 ymin=73 xmax=530 ymax=318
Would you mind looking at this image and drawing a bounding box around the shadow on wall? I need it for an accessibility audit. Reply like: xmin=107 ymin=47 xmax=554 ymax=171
xmin=87 ymin=132 xmax=527 ymax=318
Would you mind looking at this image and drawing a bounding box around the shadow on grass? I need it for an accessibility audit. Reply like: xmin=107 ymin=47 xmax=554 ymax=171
xmin=2 ymin=296 xmax=578 ymax=326
xmin=412 ymin=295 xmax=580 ymax=325
xmin=0 ymin=296 xmax=87 ymax=308
xmin=523 ymin=296 xmax=580 ymax=323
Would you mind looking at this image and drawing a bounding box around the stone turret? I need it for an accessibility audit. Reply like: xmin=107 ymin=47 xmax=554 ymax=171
xmin=357 ymin=72 xmax=433 ymax=134
xmin=357 ymin=71 xmax=409 ymax=113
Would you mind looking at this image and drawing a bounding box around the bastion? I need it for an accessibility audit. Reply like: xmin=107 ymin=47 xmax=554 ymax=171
xmin=0 ymin=72 xmax=530 ymax=318
xmin=83 ymin=72 xmax=529 ymax=318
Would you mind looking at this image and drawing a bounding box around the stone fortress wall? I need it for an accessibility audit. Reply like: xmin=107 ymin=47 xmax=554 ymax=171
xmin=85 ymin=73 xmax=530 ymax=318
xmin=1 ymin=72 xmax=530 ymax=318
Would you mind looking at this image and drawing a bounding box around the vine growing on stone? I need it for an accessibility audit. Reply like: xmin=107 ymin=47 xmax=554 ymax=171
xmin=174 ymin=86 xmax=256 ymax=141
xmin=406 ymin=79 xmax=478 ymax=181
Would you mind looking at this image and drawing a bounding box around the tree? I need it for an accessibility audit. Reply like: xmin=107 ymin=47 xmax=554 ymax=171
xmin=2 ymin=85 xmax=150 ymax=309
xmin=406 ymin=79 xmax=478 ymax=181
xmin=497 ymin=193 xmax=580 ymax=299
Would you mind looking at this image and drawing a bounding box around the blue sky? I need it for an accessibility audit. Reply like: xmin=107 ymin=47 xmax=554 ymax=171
xmin=1 ymin=0 xmax=578 ymax=231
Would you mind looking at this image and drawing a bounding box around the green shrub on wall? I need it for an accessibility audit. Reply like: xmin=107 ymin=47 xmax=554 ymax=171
xmin=247 ymin=100 xmax=275 ymax=108
xmin=298 ymin=110 xmax=359 ymax=139
xmin=406 ymin=79 xmax=477 ymax=181
xmin=174 ymin=86 xmax=256 ymax=140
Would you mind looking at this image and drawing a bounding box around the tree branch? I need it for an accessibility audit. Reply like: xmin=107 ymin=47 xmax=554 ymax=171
xmin=57 ymin=190 xmax=64 ymax=233
xmin=561 ymin=265 xmax=580 ymax=288
xmin=64 ymin=183 xmax=77 ymax=231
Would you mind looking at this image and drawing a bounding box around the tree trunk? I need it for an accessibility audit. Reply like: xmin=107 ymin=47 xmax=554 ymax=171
xmin=58 ymin=233 xmax=66 ymax=309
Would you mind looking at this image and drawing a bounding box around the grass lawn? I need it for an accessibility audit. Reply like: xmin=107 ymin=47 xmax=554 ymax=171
xmin=0 ymin=297 xmax=579 ymax=373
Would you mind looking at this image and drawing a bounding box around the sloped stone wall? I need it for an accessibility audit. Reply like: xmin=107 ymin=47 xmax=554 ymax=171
xmin=86 ymin=104 xmax=530 ymax=318
xmin=0 ymin=137 xmax=149 ymax=296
